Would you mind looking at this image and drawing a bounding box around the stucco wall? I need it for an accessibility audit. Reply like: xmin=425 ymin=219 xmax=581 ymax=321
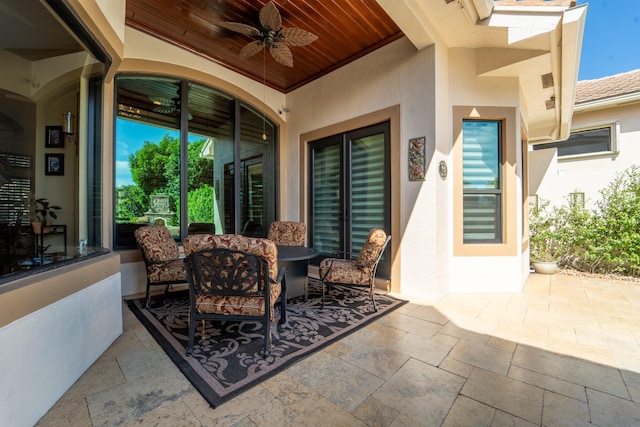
xmin=447 ymin=48 xmax=527 ymax=294
xmin=530 ymin=102 xmax=640 ymax=211
xmin=0 ymin=254 xmax=122 ymax=427
xmin=286 ymin=37 xmax=439 ymax=299
xmin=112 ymin=30 xmax=532 ymax=300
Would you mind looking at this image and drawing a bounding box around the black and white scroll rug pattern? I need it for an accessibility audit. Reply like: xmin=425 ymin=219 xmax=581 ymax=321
xmin=126 ymin=279 xmax=407 ymax=407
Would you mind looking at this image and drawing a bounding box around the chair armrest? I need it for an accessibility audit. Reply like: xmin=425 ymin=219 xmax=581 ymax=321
xmin=274 ymin=266 xmax=286 ymax=284
xmin=320 ymin=258 xmax=337 ymax=281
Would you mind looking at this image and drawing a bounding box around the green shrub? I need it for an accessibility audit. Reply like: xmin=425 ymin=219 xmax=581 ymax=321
xmin=531 ymin=166 xmax=640 ymax=277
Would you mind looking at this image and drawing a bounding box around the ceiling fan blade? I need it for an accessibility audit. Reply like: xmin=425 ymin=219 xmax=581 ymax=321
xmin=270 ymin=45 xmax=293 ymax=67
xmin=153 ymin=106 xmax=175 ymax=114
xmin=217 ymin=21 xmax=260 ymax=36
xmin=239 ymin=40 xmax=265 ymax=60
xmin=280 ymin=28 xmax=318 ymax=47
xmin=149 ymin=96 xmax=175 ymax=107
xmin=260 ymin=1 xmax=281 ymax=31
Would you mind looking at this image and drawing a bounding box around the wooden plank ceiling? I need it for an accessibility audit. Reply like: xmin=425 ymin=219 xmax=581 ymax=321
xmin=125 ymin=0 xmax=404 ymax=93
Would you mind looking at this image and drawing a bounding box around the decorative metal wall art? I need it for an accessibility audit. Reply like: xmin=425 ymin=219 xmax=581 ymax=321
xmin=408 ymin=137 xmax=426 ymax=181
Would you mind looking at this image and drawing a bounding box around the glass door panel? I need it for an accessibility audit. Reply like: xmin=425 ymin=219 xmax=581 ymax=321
xmin=311 ymin=139 xmax=342 ymax=255
xmin=350 ymin=132 xmax=386 ymax=259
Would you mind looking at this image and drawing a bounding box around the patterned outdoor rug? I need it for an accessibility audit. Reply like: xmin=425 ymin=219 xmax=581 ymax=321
xmin=126 ymin=279 xmax=407 ymax=408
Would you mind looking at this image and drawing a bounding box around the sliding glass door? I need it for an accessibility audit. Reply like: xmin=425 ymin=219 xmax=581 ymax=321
xmin=309 ymin=121 xmax=390 ymax=277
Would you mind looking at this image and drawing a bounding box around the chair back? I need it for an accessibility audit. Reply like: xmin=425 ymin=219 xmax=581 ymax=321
xmin=357 ymin=229 xmax=390 ymax=274
xmin=184 ymin=234 xmax=279 ymax=282
xmin=134 ymin=225 xmax=179 ymax=263
xmin=185 ymin=248 xmax=268 ymax=297
xmin=267 ymin=221 xmax=307 ymax=246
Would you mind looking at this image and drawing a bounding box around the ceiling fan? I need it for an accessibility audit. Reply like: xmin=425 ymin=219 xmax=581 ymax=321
xmin=217 ymin=1 xmax=318 ymax=67
xmin=149 ymin=96 xmax=193 ymax=120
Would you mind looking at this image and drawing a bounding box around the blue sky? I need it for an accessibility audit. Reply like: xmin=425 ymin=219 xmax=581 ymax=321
xmin=576 ymin=0 xmax=640 ymax=80
xmin=115 ymin=120 xmax=179 ymax=187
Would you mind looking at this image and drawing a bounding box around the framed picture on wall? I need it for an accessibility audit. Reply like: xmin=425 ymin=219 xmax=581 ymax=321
xmin=45 ymin=125 xmax=64 ymax=148
xmin=45 ymin=153 xmax=64 ymax=176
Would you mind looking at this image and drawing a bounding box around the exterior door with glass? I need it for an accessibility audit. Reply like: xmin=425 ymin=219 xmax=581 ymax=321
xmin=309 ymin=121 xmax=391 ymax=277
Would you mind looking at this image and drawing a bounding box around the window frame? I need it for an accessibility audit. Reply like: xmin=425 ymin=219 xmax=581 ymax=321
xmin=461 ymin=119 xmax=503 ymax=244
xmin=453 ymin=106 xmax=518 ymax=257
xmin=532 ymin=121 xmax=620 ymax=160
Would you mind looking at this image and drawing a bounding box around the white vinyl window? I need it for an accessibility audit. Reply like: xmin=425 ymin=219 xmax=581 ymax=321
xmin=533 ymin=121 xmax=619 ymax=159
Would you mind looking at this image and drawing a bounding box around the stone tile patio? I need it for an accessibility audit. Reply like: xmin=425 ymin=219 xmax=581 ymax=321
xmin=37 ymin=272 xmax=640 ymax=426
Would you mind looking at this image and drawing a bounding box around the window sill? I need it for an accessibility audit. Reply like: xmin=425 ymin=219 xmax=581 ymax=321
xmin=557 ymin=151 xmax=619 ymax=162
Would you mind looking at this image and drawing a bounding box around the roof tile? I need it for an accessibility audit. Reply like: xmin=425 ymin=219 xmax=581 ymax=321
xmin=576 ymin=69 xmax=640 ymax=104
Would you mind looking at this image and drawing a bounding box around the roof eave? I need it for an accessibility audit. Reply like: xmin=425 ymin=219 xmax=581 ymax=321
xmin=575 ymin=92 xmax=640 ymax=112
xmin=556 ymin=4 xmax=587 ymax=141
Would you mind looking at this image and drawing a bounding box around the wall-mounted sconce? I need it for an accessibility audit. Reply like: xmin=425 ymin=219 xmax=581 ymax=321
xmin=62 ymin=112 xmax=78 ymax=153
xmin=63 ymin=112 xmax=74 ymax=135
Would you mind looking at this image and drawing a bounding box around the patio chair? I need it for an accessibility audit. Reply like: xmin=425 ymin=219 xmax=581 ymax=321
xmin=183 ymin=234 xmax=287 ymax=357
xmin=267 ymin=221 xmax=307 ymax=246
xmin=134 ymin=225 xmax=188 ymax=307
xmin=319 ymin=228 xmax=391 ymax=311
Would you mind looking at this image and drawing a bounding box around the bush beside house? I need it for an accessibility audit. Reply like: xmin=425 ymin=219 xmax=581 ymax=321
xmin=530 ymin=166 xmax=640 ymax=277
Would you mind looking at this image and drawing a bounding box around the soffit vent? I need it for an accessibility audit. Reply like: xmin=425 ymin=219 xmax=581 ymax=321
xmin=541 ymin=73 xmax=554 ymax=89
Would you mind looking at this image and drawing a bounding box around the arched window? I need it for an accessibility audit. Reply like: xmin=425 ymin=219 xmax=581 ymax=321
xmin=114 ymin=76 xmax=277 ymax=248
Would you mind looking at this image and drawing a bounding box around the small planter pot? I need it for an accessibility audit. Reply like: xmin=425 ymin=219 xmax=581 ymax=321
xmin=532 ymin=260 xmax=558 ymax=275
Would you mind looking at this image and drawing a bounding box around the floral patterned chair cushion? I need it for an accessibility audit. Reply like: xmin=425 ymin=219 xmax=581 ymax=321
xmin=135 ymin=225 xmax=180 ymax=262
xmin=195 ymin=283 xmax=282 ymax=317
xmin=267 ymin=221 xmax=307 ymax=246
xmin=356 ymin=228 xmax=389 ymax=274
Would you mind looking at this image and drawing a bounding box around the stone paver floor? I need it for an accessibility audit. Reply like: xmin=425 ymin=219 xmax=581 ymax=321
xmin=38 ymin=272 xmax=640 ymax=426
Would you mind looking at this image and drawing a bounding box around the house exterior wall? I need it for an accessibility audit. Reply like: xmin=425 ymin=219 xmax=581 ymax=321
xmin=447 ymin=48 xmax=527 ymax=294
xmin=20 ymin=0 xmax=569 ymax=303
xmin=530 ymin=101 xmax=640 ymax=210
xmin=114 ymin=29 xmax=534 ymax=301
xmin=286 ymin=42 xmax=530 ymax=300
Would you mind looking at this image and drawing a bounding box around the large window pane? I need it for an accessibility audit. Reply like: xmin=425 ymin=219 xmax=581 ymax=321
xmin=463 ymin=121 xmax=500 ymax=190
xmin=1 ymin=0 xmax=106 ymax=281
xmin=463 ymin=194 xmax=500 ymax=242
xmin=238 ymin=104 xmax=276 ymax=237
xmin=463 ymin=120 xmax=502 ymax=243
xmin=115 ymin=77 xmax=182 ymax=246
xmin=187 ymin=84 xmax=234 ymax=234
